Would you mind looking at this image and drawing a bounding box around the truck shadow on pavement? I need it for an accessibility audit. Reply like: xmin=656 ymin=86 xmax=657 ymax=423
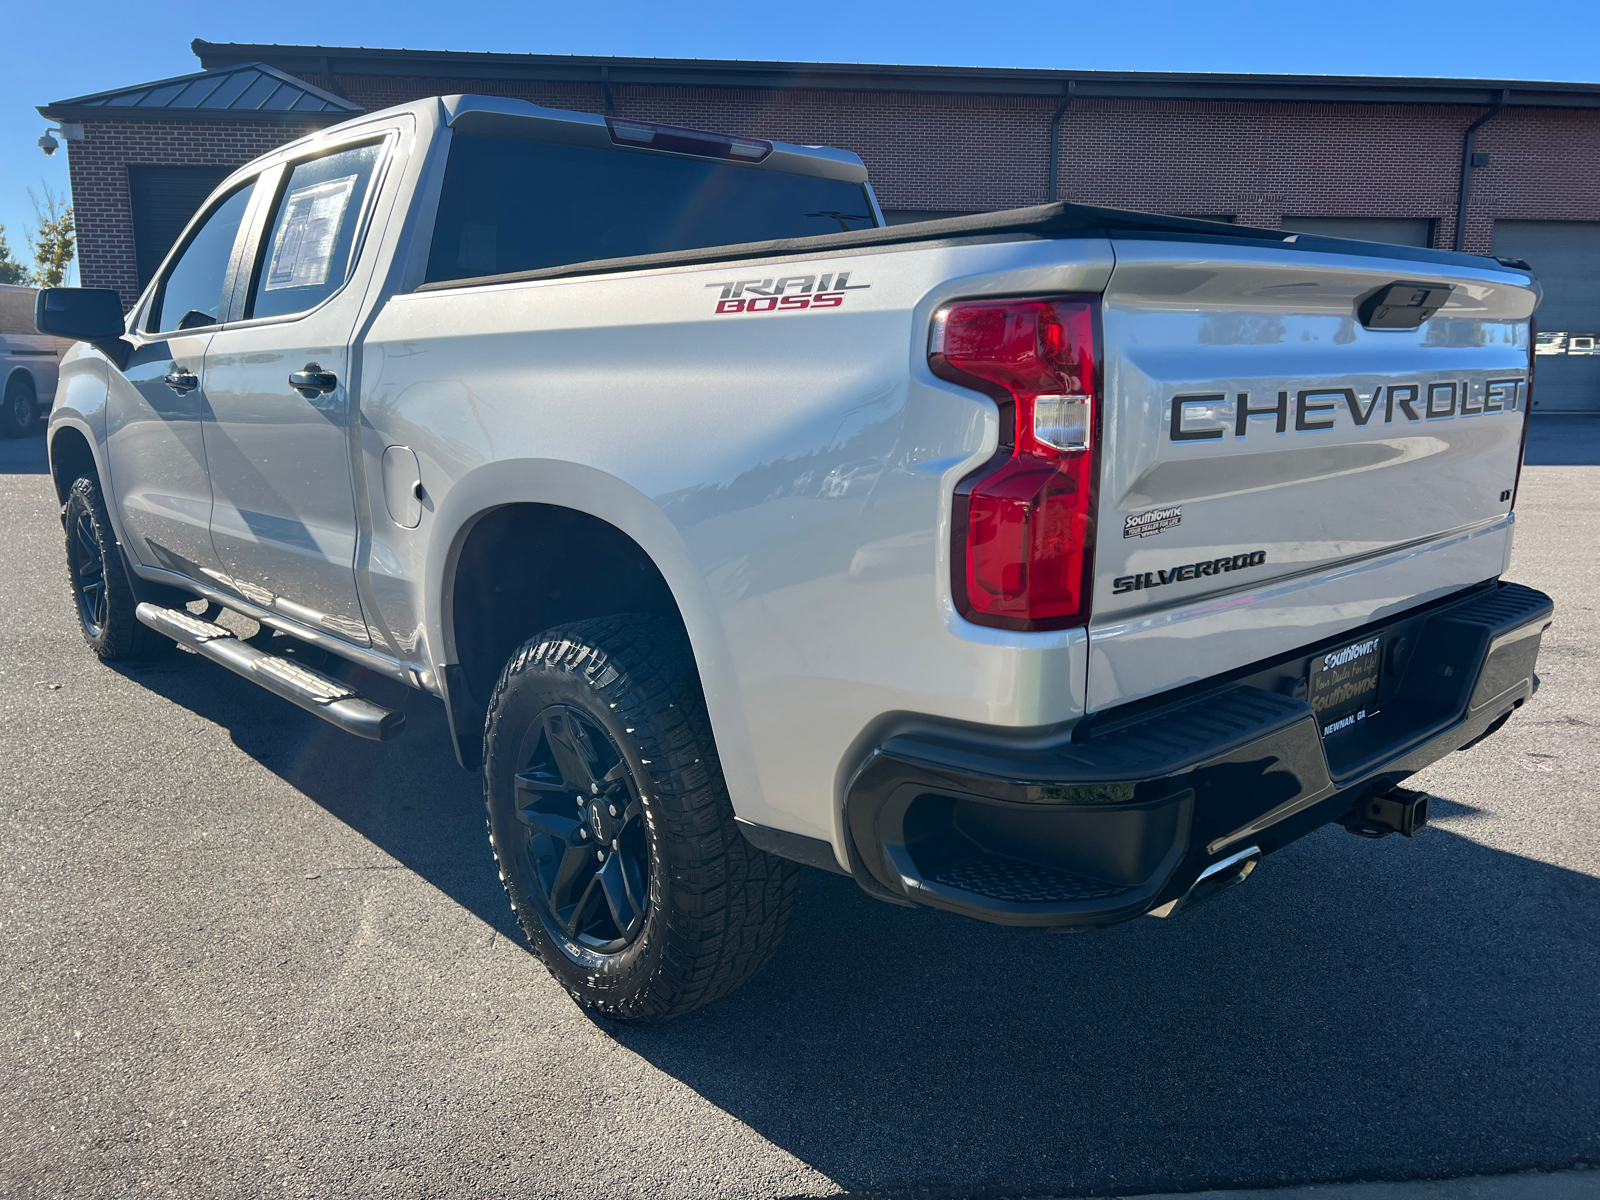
xmin=112 ymin=645 xmax=1600 ymax=1196
xmin=113 ymin=640 xmax=521 ymax=940
xmin=618 ymin=820 xmax=1600 ymax=1194
xmin=1523 ymin=413 xmax=1600 ymax=465
xmin=0 ymin=431 xmax=50 ymax=475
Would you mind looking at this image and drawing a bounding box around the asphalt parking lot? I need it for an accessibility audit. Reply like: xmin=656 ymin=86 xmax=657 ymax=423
xmin=1 ymin=417 xmax=1596 ymax=1199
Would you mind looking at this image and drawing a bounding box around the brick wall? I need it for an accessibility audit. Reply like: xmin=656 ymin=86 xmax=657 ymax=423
xmin=310 ymin=72 xmax=1600 ymax=254
xmin=1059 ymin=100 xmax=1471 ymax=234
xmin=1056 ymin=99 xmax=1600 ymax=252
xmin=69 ymin=75 xmax=1600 ymax=298
xmin=311 ymin=73 xmax=1066 ymax=214
xmin=66 ymin=119 xmax=322 ymax=304
xmin=1468 ymin=106 xmax=1600 ymax=248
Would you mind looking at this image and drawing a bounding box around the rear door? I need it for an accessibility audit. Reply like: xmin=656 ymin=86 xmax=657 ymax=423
xmin=202 ymin=136 xmax=390 ymax=643
xmin=105 ymin=178 xmax=258 ymax=578
xmin=1087 ymin=237 xmax=1538 ymax=711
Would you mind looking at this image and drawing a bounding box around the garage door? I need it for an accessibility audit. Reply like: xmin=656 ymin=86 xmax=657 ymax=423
xmin=1279 ymin=217 xmax=1434 ymax=247
xmin=1492 ymin=220 xmax=1600 ymax=413
xmin=127 ymin=164 xmax=233 ymax=291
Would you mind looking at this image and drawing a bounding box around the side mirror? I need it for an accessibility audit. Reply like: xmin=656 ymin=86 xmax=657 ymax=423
xmin=34 ymin=288 xmax=125 ymax=341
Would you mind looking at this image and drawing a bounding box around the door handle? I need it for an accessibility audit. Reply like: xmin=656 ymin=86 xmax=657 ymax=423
xmin=289 ymin=364 xmax=339 ymax=397
xmin=162 ymin=369 xmax=198 ymax=394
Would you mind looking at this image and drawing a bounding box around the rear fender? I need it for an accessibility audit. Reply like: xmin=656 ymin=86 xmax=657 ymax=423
xmin=427 ymin=458 xmax=764 ymax=813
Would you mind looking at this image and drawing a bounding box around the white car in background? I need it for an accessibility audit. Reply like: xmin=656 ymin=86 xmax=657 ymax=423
xmin=0 ymin=284 xmax=72 ymax=437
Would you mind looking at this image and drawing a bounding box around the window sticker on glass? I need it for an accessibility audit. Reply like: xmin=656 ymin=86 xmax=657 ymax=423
xmin=456 ymin=223 xmax=498 ymax=274
xmin=264 ymin=174 xmax=359 ymax=292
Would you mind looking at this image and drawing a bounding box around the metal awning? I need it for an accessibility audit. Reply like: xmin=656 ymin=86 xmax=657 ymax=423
xmin=39 ymin=62 xmax=363 ymax=124
xmin=190 ymin=40 xmax=1600 ymax=109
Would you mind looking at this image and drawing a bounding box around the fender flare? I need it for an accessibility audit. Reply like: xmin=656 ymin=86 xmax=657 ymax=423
xmin=424 ymin=458 xmax=766 ymax=813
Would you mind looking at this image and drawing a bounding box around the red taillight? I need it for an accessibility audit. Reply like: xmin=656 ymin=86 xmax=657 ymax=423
xmin=930 ymin=295 xmax=1101 ymax=631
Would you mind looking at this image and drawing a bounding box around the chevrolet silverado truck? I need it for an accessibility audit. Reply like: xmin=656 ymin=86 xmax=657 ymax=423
xmin=38 ymin=95 xmax=1553 ymax=1021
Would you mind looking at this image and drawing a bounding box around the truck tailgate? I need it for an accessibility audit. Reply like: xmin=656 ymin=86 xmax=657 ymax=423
xmin=1087 ymin=237 xmax=1538 ymax=712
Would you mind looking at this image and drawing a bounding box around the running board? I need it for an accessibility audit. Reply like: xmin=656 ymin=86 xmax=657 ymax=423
xmin=135 ymin=603 xmax=406 ymax=741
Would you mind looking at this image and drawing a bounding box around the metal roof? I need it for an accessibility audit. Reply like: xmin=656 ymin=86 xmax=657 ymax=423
xmin=191 ymin=40 xmax=1600 ymax=109
xmin=39 ymin=62 xmax=364 ymax=124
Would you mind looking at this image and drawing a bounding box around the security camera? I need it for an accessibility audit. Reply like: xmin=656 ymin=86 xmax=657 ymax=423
xmin=38 ymin=131 xmax=58 ymax=156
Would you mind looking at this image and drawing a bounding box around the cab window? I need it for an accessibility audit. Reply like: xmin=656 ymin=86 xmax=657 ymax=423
xmin=426 ymin=135 xmax=876 ymax=284
xmin=246 ymin=143 xmax=382 ymax=322
xmin=147 ymin=182 xmax=256 ymax=335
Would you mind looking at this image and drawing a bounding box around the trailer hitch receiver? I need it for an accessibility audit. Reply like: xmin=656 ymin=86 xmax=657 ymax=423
xmin=1341 ymin=785 xmax=1430 ymax=839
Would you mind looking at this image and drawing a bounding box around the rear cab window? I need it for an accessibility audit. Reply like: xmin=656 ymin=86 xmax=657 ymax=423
xmin=424 ymin=118 xmax=878 ymax=284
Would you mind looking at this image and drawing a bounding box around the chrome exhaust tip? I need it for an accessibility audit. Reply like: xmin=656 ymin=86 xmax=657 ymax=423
xmin=1147 ymin=846 xmax=1262 ymax=919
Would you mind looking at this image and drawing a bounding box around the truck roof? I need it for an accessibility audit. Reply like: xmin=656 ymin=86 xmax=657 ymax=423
xmin=277 ymin=94 xmax=1535 ymax=296
xmin=439 ymin=94 xmax=870 ymax=184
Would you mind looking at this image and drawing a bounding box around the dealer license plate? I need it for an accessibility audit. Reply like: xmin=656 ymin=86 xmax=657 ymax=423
xmin=1308 ymin=634 xmax=1384 ymax=738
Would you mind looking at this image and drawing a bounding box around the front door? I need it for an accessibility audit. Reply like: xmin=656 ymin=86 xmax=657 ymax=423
xmin=202 ymin=140 xmax=387 ymax=643
xmin=105 ymin=179 xmax=257 ymax=578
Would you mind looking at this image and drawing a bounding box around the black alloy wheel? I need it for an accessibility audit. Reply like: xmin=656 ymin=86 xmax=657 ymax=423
xmin=514 ymin=705 xmax=650 ymax=952
xmin=70 ymin=505 xmax=109 ymax=638
xmin=61 ymin=475 xmax=162 ymax=661
xmin=483 ymin=615 xmax=800 ymax=1021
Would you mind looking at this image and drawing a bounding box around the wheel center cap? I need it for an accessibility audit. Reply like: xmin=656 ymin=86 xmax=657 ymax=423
xmin=589 ymin=803 xmax=612 ymax=844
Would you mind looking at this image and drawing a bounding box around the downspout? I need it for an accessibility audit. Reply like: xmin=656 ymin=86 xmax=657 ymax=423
xmin=1453 ymin=88 xmax=1510 ymax=252
xmin=1045 ymin=81 xmax=1077 ymax=203
xmin=317 ymin=56 xmax=350 ymax=101
xmin=599 ymin=66 xmax=616 ymax=117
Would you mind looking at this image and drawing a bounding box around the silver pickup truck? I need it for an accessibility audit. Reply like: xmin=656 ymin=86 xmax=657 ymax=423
xmin=38 ymin=94 xmax=1553 ymax=1021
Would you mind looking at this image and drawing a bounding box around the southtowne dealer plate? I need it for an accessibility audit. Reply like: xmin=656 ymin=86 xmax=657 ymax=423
xmin=1308 ymin=634 xmax=1384 ymax=737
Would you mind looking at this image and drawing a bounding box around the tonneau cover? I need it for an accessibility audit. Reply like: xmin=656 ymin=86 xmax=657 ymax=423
xmin=416 ymin=199 xmax=1534 ymax=293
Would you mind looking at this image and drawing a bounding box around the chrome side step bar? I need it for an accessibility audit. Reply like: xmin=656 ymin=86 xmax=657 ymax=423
xmin=135 ymin=603 xmax=406 ymax=741
xmin=1146 ymin=845 xmax=1262 ymax=919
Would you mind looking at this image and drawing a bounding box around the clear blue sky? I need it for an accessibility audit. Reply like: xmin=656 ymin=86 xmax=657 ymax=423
xmin=5 ymin=0 xmax=1599 ymax=289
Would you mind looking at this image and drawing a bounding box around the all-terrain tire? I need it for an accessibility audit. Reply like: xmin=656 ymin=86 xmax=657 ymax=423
xmin=483 ymin=614 xmax=799 ymax=1022
xmin=62 ymin=475 xmax=163 ymax=661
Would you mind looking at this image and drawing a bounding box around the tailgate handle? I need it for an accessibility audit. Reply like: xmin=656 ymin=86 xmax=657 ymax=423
xmin=1357 ymin=281 xmax=1453 ymax=331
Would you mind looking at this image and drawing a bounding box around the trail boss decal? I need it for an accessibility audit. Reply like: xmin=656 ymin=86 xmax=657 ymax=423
xmin=1124 ymin=505 xmax=1182 ymax=538
xmin=1168 ymin=378 xmax=1527 ymax=442
xmin=706 ymin=272 xmax=869 ymax=315
xmin=1112 ymin=550 xmax=1266 ymax=594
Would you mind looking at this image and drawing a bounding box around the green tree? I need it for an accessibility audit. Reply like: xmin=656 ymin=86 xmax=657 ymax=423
xmin=26 ymin=184 xmax=75 ymax=288
xmin=0 ymin=224 xmax=28 ymax=285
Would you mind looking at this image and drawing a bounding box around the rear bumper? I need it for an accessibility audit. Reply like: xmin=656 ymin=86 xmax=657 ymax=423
xmin=842 ymin=581 xmax=1553 ymax=928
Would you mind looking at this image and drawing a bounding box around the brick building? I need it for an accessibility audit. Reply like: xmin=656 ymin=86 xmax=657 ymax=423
xmin=37 ymin=39 xmax=1600 ymax=410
